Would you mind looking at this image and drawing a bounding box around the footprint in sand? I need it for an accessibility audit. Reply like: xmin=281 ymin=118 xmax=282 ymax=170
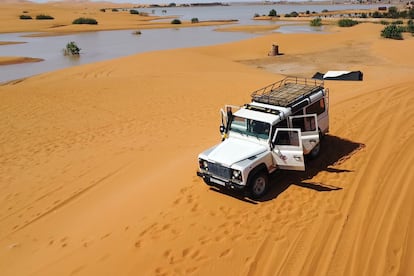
xmin=219 ymin=248 xmax=233 ymax=258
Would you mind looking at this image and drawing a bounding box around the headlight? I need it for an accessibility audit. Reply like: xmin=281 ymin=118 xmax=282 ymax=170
xmin=232 ymin=169 xmax=242 ymax=182
xmin=199 ymin=159 xmax=208 ymax=170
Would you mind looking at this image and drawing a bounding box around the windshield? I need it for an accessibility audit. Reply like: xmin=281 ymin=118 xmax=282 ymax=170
xmin=229 ymin=116 xmax=271 ymax=140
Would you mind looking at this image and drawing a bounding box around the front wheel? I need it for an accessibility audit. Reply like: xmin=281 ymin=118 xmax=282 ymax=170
xmin=248 ymin=172 xmax=269 ymax=200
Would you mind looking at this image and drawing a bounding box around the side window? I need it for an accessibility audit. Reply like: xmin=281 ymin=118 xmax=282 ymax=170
xmin=271 ymin=119 xmax=288 ymax=138
xmin=306 ymin=99 xmax=325 ymax=115
xmin=291 ymin=116 xmax=317 ymax=132
xmin=274 ymin=130 xmax=300 ymax=147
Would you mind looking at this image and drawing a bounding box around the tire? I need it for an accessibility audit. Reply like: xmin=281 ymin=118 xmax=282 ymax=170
xmin=248 ymin=171 xmax=269 ymax=200
xmin=309 ymin=130 xmax=323 ymax=159
xmin=309 ymin=142 xmax=320 ymax=159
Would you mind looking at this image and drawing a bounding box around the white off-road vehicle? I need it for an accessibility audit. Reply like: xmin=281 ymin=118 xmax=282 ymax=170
xmin=197 ymin=77 xmax=329 ymax=199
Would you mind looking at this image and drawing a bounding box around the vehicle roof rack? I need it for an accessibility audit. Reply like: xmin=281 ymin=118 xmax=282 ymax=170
xmin=251 ymin=77 xmax=324 ymax=107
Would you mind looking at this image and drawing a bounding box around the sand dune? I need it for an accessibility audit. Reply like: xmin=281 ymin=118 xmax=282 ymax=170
xmin=1 ymin=6 xmax=414 ymax=276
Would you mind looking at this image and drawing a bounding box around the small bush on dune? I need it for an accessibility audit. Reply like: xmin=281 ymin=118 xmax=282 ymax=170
xmin=310 ymin=17 xmax=322 ymax=26
xmin=392 ymin=20 xmax=404 ymax=25
xmin=171 ymin=19 xmax=181 ymax=24
xmin=285 ymin=11 xmax=299 ymax=18
xmin=338 ymin=18 xmax=359 ymax=27
xmin=191 ymin=17 xmax=199 ymax=23
xmin=268 ymin=9 xmax=277 ymax=17
xmin=36 ymin=14 xmax=54 ymax=20
xmin=408 ymin=19 xmax=414 ymax=33
xmin=130 ymin=9 xmax=139 ymax=15
xmin=20 ymin=14 xmax=32 ymax=20
xmin=72 ymin=17 xmax=98 ymax=25
xmin=381 ymin=24 xmax=403 ymax=39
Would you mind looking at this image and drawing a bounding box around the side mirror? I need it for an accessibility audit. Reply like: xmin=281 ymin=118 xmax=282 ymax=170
xmin=219 ymin=125 xmax=225 ymax=134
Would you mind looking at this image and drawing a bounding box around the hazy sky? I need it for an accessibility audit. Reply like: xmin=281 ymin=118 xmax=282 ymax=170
xmin=28 ymin=0 xmax=276 ymax=4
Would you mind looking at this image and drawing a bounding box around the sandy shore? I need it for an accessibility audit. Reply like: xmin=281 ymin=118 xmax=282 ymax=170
xmin=1 ymin=2 xmax=414 ymax=276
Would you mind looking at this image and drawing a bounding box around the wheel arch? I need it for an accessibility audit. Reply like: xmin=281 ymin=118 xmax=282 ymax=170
xmin=246 ymin=163 xmax=269 ymax=188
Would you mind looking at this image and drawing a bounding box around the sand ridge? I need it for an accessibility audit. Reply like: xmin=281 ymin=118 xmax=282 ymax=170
xmin=1 ymin=3 xmax=414 ymax=276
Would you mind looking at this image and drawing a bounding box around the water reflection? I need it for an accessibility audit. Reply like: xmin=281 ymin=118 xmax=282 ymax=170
xmin=1 ymin=27 xmax=259 ymax=83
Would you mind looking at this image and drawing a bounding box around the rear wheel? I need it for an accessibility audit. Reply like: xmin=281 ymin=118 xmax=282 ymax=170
xmin=248 ymin=172 xmax=269 ymax=200
xmin=309 ymin=142 xmax=320 ymax=159
xmin=309 ymin=130 xmax=323 ymax=159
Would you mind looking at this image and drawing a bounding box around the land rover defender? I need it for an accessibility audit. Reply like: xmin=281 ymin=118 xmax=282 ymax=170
xmin=197 ymin=77 xmax=329 ymax=199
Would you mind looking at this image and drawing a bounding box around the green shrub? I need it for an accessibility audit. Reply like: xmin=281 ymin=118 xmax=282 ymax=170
xmin=387 ymin=6 xmax=399 ymax=18
xmin=19 ymin=14 xmax=32 ymax=20
xmin=381 ymin=24 xmax=403 ymax=39
xmin=392 ymin=20 xmax=404 ymax=25
xmin=268 ymin=9 xmax=277 ymax=17
xmin=64 ymin=41 xmax=81 ymax=55
xmin=191 ymin=17 xmax=199 ymax=23
xmin=171 ymin=19 xmax=181 ymax=24
xmin=408 ymin=19 xmax=414 ymax=33
xmin=72 ymin=17 xmax=98 ymax=25
xmin=310 ymin=17 xmax=322 ymax=26
xmin=253 ymin=13 xmax=260 ymax=18
xmin=372 ymin=11 xmax=383 ymax=18
xmin=322 ymin=9 xmax=329 ymax=13
xmin=409 ymin=8 xmax=414 ymax=19
xmin=99 ymin=8 xmax=106 ymax=12
xmin=130 ymin=9 xmax=139 ymax=15
xmin=380 ymin=20 xmax=390 ymax=25
xmin=112 ymin=8 xmax=118 ymax=12
xmin=338 ymin=18 xmax=359 ymax=27
xmin=36 ymin=14 xmax=54 ymax=20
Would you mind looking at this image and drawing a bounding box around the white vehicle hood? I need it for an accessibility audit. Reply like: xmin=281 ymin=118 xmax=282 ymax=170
xmin=206 ymin=138 xmax=267 ymax=167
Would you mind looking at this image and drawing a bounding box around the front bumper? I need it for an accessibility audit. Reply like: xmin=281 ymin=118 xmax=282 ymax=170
xmin=197 ymin=171 xmax=245 ymax=191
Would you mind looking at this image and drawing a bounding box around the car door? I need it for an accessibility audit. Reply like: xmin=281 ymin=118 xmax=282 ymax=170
xmin=288 ymin=114 xmax=319 ymax=155
xmin=271 ymin=128 xmax=305 ymax=171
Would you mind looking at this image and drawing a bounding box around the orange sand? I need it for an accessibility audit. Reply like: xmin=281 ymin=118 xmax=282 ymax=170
xmin=1 ymin=2 xmax=414 ymax=276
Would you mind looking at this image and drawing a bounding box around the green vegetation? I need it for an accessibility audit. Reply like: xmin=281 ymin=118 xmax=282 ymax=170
xmin=371 ymin=6 xmax=414 ymax=19
xmin=99 ymin=8 xmax=106 ymax=12
xmin=130 ymin=9 xmax=139 ymax=15
xmin=408 ymin=19 xmax=414 ymax=33
xmin=191 ymin=17 xmax=199 ymax=23
xmin=36 ymin=14 xmax=54 ymax=20
xmin=381 ymin=24 xmax=403 ymax=39
xmin=284 ymin=11 xmax=299 ymax=18
xmin=268 ymin=9 xmax=277 ymax=17
xmin=310 ymin=17 xmax=322 ymax=27
xmin=112 ymin=8 xmax=119 ymax=12
xmin=64 ymin=41 xmax=81 ymax=55
xmin=338 ymin=18 xmax=359 ymax=27
xmin=72 ymin=17 xmax=98 ymax=25
xmin=171 ymin=19 xmax=182 ymax=24
xmin=19 ymin=14 xmax=32 ymax=20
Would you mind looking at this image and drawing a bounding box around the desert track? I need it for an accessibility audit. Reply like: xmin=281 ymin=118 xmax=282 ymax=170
xmin=1 ymin=20 xmax=414 ymax=276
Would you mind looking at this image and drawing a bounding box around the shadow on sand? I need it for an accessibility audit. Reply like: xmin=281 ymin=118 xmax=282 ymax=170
xmin=210 ymin=134 xmax=365 ymax=203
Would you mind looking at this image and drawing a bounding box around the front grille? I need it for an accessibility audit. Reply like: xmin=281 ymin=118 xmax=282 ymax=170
xmin=207 ymin=162 xmax=231 ymax=179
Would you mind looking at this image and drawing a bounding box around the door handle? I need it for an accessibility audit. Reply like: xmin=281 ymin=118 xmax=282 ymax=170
xmin=293 ymin=156 xmax=302 ymax=161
